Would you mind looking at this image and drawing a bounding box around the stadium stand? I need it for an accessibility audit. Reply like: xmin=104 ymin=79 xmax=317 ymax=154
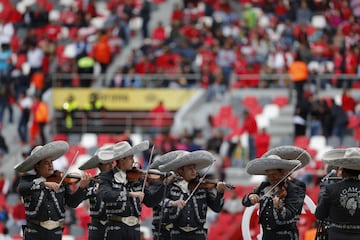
xmin=2 ymin=0 xmax=360 ymax=239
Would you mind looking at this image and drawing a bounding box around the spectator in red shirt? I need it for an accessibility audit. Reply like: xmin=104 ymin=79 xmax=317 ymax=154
xmin=148 ymin=101 xmax=171 ymax=136
xmin=255 ymin=128 xmax=270 ymax=158
xmin=151 ymin=21 xmax=167 ymax=44
xmin=341 ymin=88 xmax=357 ymax=115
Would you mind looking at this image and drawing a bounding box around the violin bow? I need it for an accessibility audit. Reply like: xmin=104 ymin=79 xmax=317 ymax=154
xmin=141 ymin=145 xmax=155 ymax=193
xmin=184 ymin=161 xmax=214 ymax=205
xmin=260 ymin=149 xmax=306 ymax=200
xmin=58 ymin=150 xmax=79 ymax=185
xmin=260 ymin=162 xmax=301 ymax=199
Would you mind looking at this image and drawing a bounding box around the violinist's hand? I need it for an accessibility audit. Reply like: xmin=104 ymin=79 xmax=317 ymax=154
xmin=170 ymin=199 xmax=186 ymax=209
xmin=272 ymin=196 xmax=283 ymax=209
xmin=248 ymin=194 xmax=260 ymax=205
xmin=45 ymin=182 xmax=60 ymax=192
xmin=216 ymin=182 xmax=226 ymax=193
xmin=129 ymin=191 xmax=145 ymax=202
xmin=79 ymin=173 xmax=92 ymax=189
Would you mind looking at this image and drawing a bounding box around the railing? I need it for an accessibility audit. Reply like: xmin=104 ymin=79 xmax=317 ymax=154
xmin=55 ymin=110 xmax=174 ymax=134
xmin=50 ymin=72 xmax=360 ymax=90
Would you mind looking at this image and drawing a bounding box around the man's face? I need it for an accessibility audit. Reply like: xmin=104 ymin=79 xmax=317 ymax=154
xmin=118 ymin=155 xmax=134 ymax=171
xmin=265 ymin=169 xmax=284 ymax=186
xmin=178 ymin=164 xmax=197 ymax=181
xmin=98 ymin=162 xmax=113 ymax=172
xmin=35 ymin=158 xmax=54 ymax=178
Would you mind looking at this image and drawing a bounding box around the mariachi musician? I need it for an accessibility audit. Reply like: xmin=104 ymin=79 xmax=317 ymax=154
xmin=158 ymin=150 xmax=226 ymax=240
xmin=261 ymin=145 xmax=311 ymax=216
xmin=97 ymin=140 xmax=165 ymax=240
xmin=14 ymin=141 xmax=91 ymax=240
xmin=78 ymin=145 xmax=114 ymax=240
xmin=242 ymin=154 xmax=305 ymax=240
xmin=149 ymin=150 xmax=188 ymax=240
xmin=316 ymin=147 xmax=360 ymax=240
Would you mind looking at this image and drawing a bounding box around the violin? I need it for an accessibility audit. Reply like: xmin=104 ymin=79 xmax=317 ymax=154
xmin=274 ymin=181 xmax=287 ymax=199
xmin=126 ymin=168 xmax=173 ymax=182
xmin=46 ymin=171 xmax=100 ymax=185
xmin=188 ymin=178 xmax=235 ymax=191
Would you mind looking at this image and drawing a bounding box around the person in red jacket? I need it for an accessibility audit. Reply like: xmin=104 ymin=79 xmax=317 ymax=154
xmin=242 ymin=109 xmax=258 ymax=160
xmin=341 ymin=88 xmax=356 ymax=115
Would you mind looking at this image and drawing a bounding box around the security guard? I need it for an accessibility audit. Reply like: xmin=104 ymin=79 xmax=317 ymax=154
xmin=62 ymin=95 xmax=78 ymax=130
xmin=15 ymin=141 xmax=91 ymax=240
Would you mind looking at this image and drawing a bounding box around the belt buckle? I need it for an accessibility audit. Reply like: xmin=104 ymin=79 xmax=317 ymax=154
xmin=165 ymin=223 xmax=173 ymax=231
xmin=40 ymin=220 xmax=61 ymax=230
xmin=179 ymin=226 xmax=198 ymax=232
xmin=121 ymin=216 xmax=139 ymax=226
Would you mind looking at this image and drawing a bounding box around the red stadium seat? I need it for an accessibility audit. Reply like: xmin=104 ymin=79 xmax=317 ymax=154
xmin=272 ymin=96 xmax=288 ymax=108
xmin=242 ymin=96 xmax=259 ymax=109
xmin=218 ymin=104 xmax=233 ymax=117
xmin=294 ymin=136 xmax=310 ymax=149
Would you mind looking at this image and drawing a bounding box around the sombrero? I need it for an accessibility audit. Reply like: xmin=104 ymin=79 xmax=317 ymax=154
xmin=14 ymin=141 xmax=69 ymax=172
xmin=150 ymin=150 xmax=189 ymax=170
xmin=246 ymin=155 xmax=302 ymax=175
xmin=159 ymin=150 xmax=214 ymax=172
xmin=78 ymin=144 xmax=114 ymax=170
xmin=322 ymin=147 xmax=360 ymax=170
xmin=262 ymin=145 xmax=311 ymax=168
xmin=98 ymin=141 xmax=149 ymax=164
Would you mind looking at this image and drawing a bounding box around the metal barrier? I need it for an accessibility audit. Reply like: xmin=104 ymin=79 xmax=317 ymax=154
xmin=50 ymin=72 xmax=360 ymax=90
xmin=55 ymin=110 xmax=174 ymax=134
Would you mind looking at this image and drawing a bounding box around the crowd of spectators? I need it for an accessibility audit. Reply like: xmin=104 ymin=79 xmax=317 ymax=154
xmin=108 ymin=0 xmax=360 ymax=97
xmin=1 ymin=0 xmax=360 ymax=238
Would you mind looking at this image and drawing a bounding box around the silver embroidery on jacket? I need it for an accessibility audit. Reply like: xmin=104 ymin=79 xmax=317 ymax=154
xmin=339 ymin=187 xmax=360 ymax=216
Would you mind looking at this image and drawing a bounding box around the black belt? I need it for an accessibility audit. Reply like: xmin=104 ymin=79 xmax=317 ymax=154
xmin=108 ymin=215 xmax=139 ymax=226
xmin=27 ymin=219 xmax=64 ymax=230
xmin=91 ymin=218 xmax=107 ymax=226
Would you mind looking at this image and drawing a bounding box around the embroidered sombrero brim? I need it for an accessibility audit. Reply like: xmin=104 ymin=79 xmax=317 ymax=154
xmin=150 ymin=150 xmax=189 ymax=170
xmin=246 ymin=156 xmax=302 ymax=175
xmin=99 ymin=141 xmax=149 ymax=164
xmin=322 ymin=147 xmax=360 ymax=170
xmin=159 ymin=150 xmax=214 ymax=172
xmin=262 ymin=145 xmax=311 ymax=168
xmin=79 ymin=144 xmax=114 ymax=170
xmin=14 ymin=141 xmax=69 ymax=172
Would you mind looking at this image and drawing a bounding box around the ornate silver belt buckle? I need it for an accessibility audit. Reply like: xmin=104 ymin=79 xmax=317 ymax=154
xmin=179 ymin=226 xmax=198 ymax=232
xmin=121 ymin=216 xmax=139 ymax=226
xmin=40 ymin=220 xmax=61 ymax=230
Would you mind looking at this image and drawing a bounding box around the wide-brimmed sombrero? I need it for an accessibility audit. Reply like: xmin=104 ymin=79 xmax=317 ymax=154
xmin=14 ymin=141 xmax=69 ymax=172
xmin=262 ymin=145 xmax=311 ymax=168
xmin=98 ymin=140 xmax=149 ymax=164
xmin=159 ymin=150 xmax=214 ymax=172
xmin=246 ymin=155 xmax=302 ymax=175
xmin=150 ymin=150 xmax=189 ymax=170
xmin=78 ymin=144 xmax=114 ymax=170
xmin=322 ymin=147 xmax=360 ymax=170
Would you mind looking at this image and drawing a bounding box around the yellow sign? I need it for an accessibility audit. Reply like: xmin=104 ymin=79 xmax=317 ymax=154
xmin=53 ymin=88 xmax=196 ymax=111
